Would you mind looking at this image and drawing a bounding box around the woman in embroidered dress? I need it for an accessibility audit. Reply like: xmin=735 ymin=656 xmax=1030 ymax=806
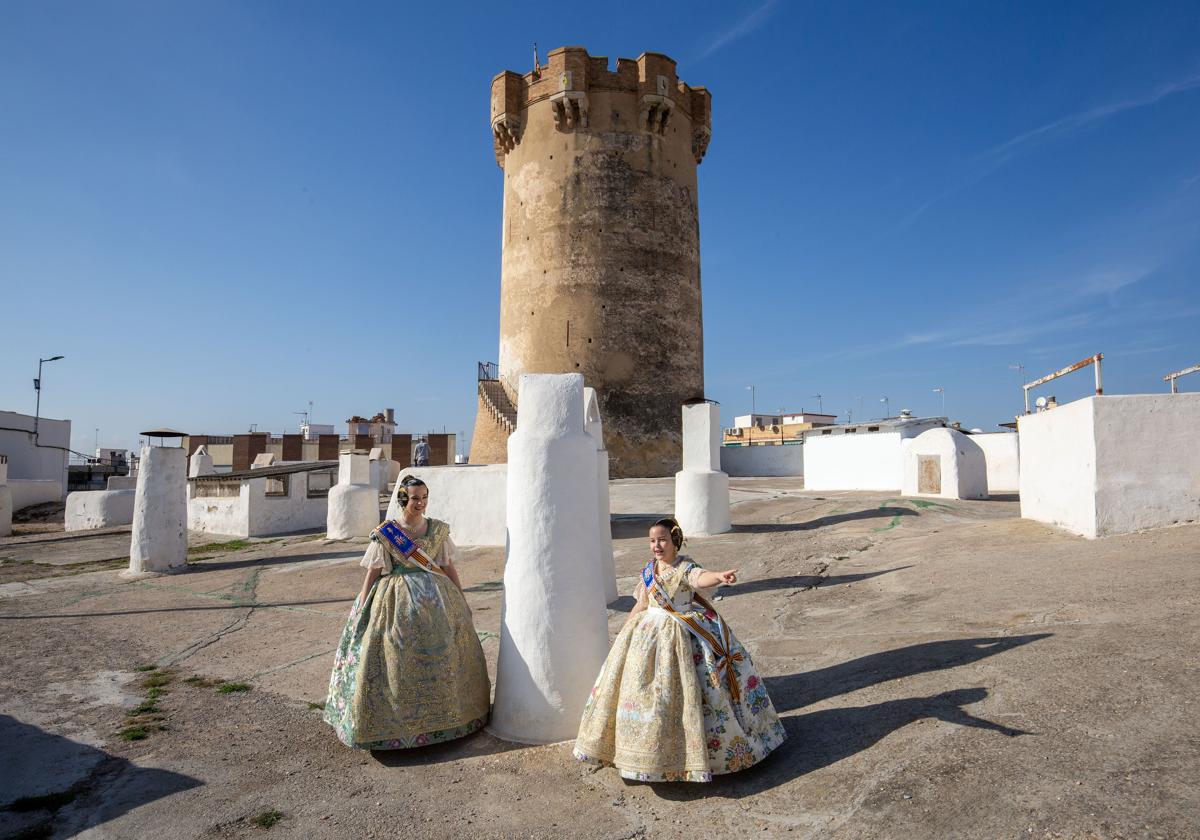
xmin=323 ymin=476 xmax=490 ymax=749
xmin=574 ymin=518 xmax=786 ymax=781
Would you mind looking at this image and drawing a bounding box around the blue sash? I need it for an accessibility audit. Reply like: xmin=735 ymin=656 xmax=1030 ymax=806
xmin=375 ymin=520 xmax=447 ymax=578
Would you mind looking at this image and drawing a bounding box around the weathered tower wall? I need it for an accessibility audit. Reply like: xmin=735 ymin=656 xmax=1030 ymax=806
xmin=470 ymin=46 xmax=712 ymax=478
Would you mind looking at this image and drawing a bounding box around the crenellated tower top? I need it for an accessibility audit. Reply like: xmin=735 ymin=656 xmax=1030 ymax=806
xmin=490 ymin=46 xmax=712 ymax=168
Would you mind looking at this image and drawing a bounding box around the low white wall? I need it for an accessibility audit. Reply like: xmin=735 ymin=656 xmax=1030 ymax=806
xmin=720 ymin=444 xmax=804 ymax=477
xmin=9 ymin=479 xmax=63 ymax=512
xmin=246 ymin=476 xmax=328 ymax=537
xmin=65 ymin=489 xmax=135 ymax=531
xmin=804 ymin=432 xmax=904 ymax=491
xmin=1092 ymin=394 xmax=1200 ymax=537
xmin=972 ymin=433 xmax=1020 ymax=493
xmin=388 ymin=464 xmax=508 ymax=547
xmin=1018 ymin=395 xmax=1200 ymax=538
xmin=188 ymin=484 xmax=252 ymax=537
xmin=1018 ymin=398 xmax=1097 ymax=537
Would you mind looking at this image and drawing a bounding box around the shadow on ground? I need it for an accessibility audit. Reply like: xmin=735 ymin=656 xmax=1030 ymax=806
xmin=733 ymin=507 xmax=917 ymax=534
xmin=722 ymin=566 xmax=911 ymax=598
xmin=0 ymin=715 xmax=202 ymax=837
xmin=646 ymin=633 xmax=1049 ymax=799
xmin=767 ymin=633 xmax=1052 ymax=712
xmin=651 ymin=687 xmax=1031 ymax=801
xmin=188 ymin=549 xmax=358 ymax=573
xmin=0 ymin=598 xmax=351 ymax=621
xmin=371 ymin=729 xmax=526 ymax=768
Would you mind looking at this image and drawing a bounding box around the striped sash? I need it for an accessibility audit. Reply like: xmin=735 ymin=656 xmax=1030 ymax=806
xmin=643 ymin=560 xmax=744 ymax=704
xmin=374 ymin=520 xmax=449 ymax=579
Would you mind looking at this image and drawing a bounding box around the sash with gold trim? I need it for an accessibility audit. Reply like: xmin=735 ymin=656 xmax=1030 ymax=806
xmin=374 ymin=520 xmax=450 ymax=579
xmin=642 ymin=560 xmax=744 ymax=704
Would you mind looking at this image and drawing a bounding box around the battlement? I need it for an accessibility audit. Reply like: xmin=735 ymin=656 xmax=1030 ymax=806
xmin=490 ymin=46 xmax=712 ymax=167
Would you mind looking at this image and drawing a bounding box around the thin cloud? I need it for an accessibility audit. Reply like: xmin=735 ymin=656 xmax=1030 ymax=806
xmin=697 ymin=0 xmax=779 ymax=60
xmin=979 ymin=75 xmax=1200 ymax=166
xmin=898 ymin=73 xmax=1200 ymax=231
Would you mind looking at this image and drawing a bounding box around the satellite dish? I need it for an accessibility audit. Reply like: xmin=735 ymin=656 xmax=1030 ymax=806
xmin=1035 ymin=396 xmax=1048 ymax=409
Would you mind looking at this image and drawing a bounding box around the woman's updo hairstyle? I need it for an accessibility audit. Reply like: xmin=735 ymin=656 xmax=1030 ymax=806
xmin=652 ymin=517 xmax=685 ymax=550
xmin=397 ymin=475 xmax=427 ymax=507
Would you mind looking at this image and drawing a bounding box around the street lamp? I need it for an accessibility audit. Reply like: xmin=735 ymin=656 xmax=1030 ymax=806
xmin=33 ymin=355 xmax=65 ymax=441
xmin=932 ymin=386 xmax=945 ymax=417
xmin=880 ymin=396 xmax=890 ymax=419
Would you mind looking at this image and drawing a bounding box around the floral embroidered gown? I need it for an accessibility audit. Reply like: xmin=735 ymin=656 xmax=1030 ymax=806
xmin=574 ymin=557 xmax=786 ymax=782
xmin=323 ymin=518 xmax=490 ymax=749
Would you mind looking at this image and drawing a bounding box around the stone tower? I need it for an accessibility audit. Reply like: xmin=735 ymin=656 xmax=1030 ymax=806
xmin=470 ymin=46 xmax=712 ymax=478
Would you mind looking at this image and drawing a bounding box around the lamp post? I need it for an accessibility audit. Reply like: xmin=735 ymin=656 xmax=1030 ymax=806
xmin=33 ymin=355 xmax=65 ymax=441
xmin=880 ymin=396 xmax=889 ymax=419
xmin=932 ymin=386 xmax=945 ymax=417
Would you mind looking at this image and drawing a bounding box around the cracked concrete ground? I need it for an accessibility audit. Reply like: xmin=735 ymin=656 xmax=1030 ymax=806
xmin=1 ymin=477 xmax=1197 ymax=839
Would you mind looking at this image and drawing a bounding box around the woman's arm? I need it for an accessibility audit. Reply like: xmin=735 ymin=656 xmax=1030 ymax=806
xmin=622 ymin=581 xmax=649 ymax=627
xmin=357 ymin=567 xmax=382 ymax=605
xmin=442 ymin=559 xmax=466 ymax=593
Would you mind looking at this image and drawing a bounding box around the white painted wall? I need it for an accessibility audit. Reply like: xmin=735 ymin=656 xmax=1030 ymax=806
xmin=65 ymin=489 xmax=136 ymax=531
xmin=0 ymin=411 xmax=71 ymax=498
xmin=1092 ymin=394 xmax=1200 ymax=537
xmin=246 ymin=475 xmax=328 ymax=537
xmin=7 ymin=479 xmax=63 ymax=511
xmin=804 ymin=431 xmax=904 ymax=491
xmin=491 ymin=373 xmax=609 ymax=745
xmin=901 ymin=428 xmax=988 ymax=500
xmin=1018 ymin=398 xmax=1097 ymax=537
xmin=187 ymin=485 xmax=251 ymax=537
xmin=972 ymin=433 xmax=1020 ymax=493
xmin=189 ymin=470 xmax=332 ymax=537
xmin=386 ymin=464 xmax=508 ymax=547
xmin=1019 ymin=395 xmax=1200 ymax=538
xmin=720 ymin=444 xmax=804 ymax=477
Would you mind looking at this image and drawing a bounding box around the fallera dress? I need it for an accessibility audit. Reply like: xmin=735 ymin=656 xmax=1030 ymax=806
xmin=323 ymin=517 xmax=490 ymax=749
xmin=574 ymin=557 xmax=786 ymax=782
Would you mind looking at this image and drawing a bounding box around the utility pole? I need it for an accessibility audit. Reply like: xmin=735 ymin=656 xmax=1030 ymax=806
xmin=33 ymin=355 xmax=65 ymax=441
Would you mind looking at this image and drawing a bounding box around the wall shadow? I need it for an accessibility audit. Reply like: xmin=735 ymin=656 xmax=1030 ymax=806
xmin=721 ymin=566 xmax=911 ymax=598
xmin=733 ymin=507 xmax=917 ymax=533
xmin=0 ymin=715 xmax=202 ymax=836
xmin=766 ymin=633 xmax=1051 ymax=713
xmin=650 ymin=687 xmax=1029 ymax=801
xmin=371 ymin=727 xmax=525 ymax=768
xmin=0 ymin=597 xmax=350 ymax=621
xmin=610 ymin=514 xmax=669 ymax=539
xmin=188 ymin=549 xmax=359 ymax=573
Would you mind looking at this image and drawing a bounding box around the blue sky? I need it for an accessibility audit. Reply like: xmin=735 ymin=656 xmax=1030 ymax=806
xmin=2 ymin=1 xmax=1198 ymax=455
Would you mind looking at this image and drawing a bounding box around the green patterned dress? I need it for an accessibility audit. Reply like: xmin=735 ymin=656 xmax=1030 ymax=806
xmin=323 ymin=518 xmax=490 ymax=749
